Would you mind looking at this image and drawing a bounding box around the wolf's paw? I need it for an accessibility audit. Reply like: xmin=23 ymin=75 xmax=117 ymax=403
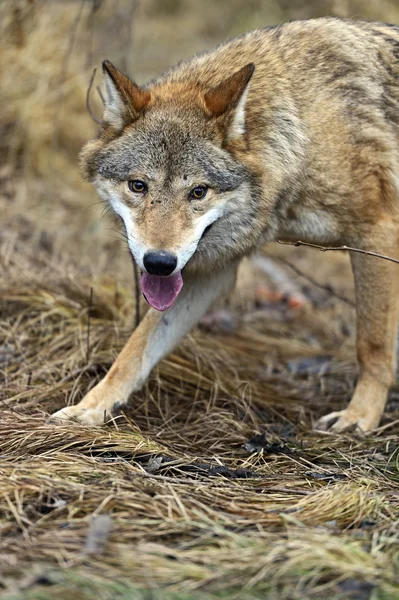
xmin=315 ymin=409 xmax=378 ymax=434
xmin=51 ymin=405 xmax=81 ymax=423
xmin=51 ymin=405 xmax=105 ymax=426
xmin=51 ymin=402 xmax=119 ymax=426
xmin=51 ymin=380 xmax=127 ymax=426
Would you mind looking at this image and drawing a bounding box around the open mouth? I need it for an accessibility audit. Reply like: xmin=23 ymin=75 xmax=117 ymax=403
xmin=141 ymin=271 xmax=183 ymax=311
xmin=140 ymin=224 xmax=214 ymax=312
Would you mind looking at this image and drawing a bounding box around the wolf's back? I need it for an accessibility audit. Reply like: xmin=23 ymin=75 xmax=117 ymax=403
xmin=150 ymin=18 xmax=399 ymax=137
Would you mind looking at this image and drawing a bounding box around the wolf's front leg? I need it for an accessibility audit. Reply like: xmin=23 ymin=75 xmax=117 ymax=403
xmin=52 ymin=265 xmax=238 ymax=425
xmin=316 ymin=221 xmax=399 ymax=433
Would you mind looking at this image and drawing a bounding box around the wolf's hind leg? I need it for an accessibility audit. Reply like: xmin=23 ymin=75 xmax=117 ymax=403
xmin=316 ymin=220 xmax=399 ymax=433
xmin=52 ymin=265 xmax=238 ymax=426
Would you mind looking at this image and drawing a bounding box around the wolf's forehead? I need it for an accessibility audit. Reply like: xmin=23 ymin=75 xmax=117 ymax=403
xmin=98 ymin=127 xmax=206 ymax=180
xmin=96 ymin=121 xmax=246 ymax=191
xmin=133 ymin=129 xmax=204 ymax=175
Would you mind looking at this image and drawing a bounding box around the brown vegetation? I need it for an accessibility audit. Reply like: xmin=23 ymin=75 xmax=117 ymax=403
xmin=1 ymin=1 xmax=398 ymax=598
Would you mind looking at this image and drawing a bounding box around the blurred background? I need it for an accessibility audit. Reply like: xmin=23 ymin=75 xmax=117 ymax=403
xmin=1 ymin=0 xmax=399 ymax=286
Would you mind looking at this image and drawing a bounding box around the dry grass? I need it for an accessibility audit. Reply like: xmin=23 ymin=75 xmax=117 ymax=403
xmin=1 ymin=1 xmax=399 ymax=599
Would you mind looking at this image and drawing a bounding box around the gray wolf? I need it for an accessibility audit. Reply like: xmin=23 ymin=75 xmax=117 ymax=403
xmin=53 ymin=17 xmax=399 ymax=433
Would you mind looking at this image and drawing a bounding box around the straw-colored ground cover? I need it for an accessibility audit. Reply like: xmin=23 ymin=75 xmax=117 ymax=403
xmin=1 ymin=2 xmax=399 ymax=598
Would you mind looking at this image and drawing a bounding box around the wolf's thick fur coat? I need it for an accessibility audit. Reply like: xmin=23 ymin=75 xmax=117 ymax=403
xmin=54 ymin=18 xmax=399 ymax=433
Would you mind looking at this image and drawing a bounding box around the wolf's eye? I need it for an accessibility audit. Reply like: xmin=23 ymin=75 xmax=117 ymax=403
xmin=189 ymin=186 xmax=208 ymax=200
xmin=128 ymin=179 xmax=147 ymax=194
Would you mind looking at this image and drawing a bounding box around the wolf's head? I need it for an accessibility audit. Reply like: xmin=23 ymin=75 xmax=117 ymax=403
xmin=81 ymin=60 xmax=261 ymax=311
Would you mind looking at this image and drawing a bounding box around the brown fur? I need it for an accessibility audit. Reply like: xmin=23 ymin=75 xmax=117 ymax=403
xmin=54 ymin=17 xmax=399 ymax=433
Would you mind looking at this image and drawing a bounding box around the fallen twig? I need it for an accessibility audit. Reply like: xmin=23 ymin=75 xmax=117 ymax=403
xmin=274 ymin=254 xmax=355 ymax=308
xmin=252 ymin=255 xmax=308 ymax=307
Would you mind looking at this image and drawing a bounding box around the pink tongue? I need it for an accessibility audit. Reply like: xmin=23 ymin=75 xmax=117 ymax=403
xmin=141 ymin=271 xmax=183 ymax=311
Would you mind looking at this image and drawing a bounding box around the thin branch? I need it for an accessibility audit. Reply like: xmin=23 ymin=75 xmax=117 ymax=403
xmin=86 ymin=0 xmax=103 ymax=70
xmin=86 ymin=287 xmax=93 ymax=362
xmin=118 ymin=0 xmax=138 ymax=73
xmin=277 ymin=240 xmax=399 ymax=266
xmin=52 ymin=0 xmax=87 ymax=149
xmin=132 ymin=258 xmax=141 ymax=330
xmin=96 ymin=85 xmax=105 ymax=106
xmin=86 ymin=67 xmax=102 ymax=124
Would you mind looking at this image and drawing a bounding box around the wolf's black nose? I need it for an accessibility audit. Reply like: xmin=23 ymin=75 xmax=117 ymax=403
xmin=143 ymin=251 xmax=177 ymax=276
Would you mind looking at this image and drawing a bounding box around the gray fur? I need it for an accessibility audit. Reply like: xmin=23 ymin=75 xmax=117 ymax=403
xmin=95 ymin=113 xmax=248 ymax=193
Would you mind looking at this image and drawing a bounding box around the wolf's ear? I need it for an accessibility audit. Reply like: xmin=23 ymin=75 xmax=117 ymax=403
xmin=102 ymin=60 xmax=151 ymax=130
xmin=204 ymin=63 xmax=254 ymax=140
